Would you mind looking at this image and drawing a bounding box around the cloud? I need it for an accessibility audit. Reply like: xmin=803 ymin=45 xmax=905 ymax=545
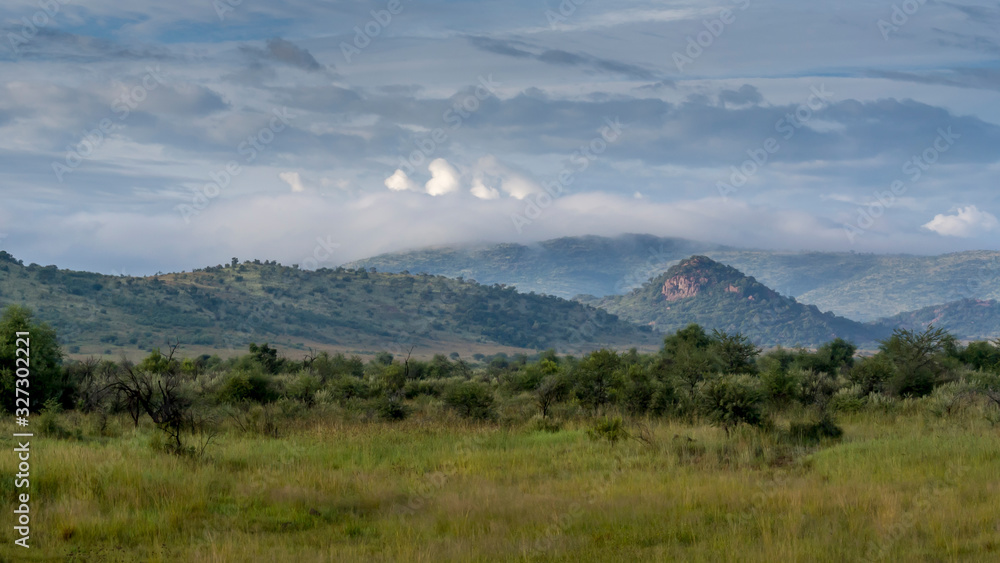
xmin=279 ymin=171 xmax=306 ymax=192
xmin=425 ymin=158 xmax=461 ymax=196
xmin=922 ymin=205 xmax=999 ymax=237
xmin=385 ymin=169 xmax=418 ymax=192
xmin=470 ymin=179 xmax=500 ymax=200
xmin=466 ymin=36 xmax=659 ymax=80
xmin=719 ymin=85 xmax=763 ymax=107
xmin=473 ymin=155 xmax=540 ymax=200
xmin=240 ymin=38 xmax=326 ymax=72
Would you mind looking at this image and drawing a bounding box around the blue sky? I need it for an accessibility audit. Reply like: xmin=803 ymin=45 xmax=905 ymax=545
xmin=0 ymin=0 xmax=998 ymax=274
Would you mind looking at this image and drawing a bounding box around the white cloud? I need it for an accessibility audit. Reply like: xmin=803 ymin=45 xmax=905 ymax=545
xmin=470 ymin=178 xmax=500 ymax=200
xmin=922 ymin=205 xmax=999 ymax=237
xmin=279 ymin=171 xmax=306 ymax=193
xmin=425 ymin=158 xmax=461 ymax=196
xmin=384 ymin=169 xmax=418 ymax=192
xmin=473 ymin=155 xmax=540 ymax=200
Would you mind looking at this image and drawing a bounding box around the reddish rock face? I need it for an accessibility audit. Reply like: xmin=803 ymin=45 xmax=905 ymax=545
xmin=662 ymin=275 xmax=709 ymax=301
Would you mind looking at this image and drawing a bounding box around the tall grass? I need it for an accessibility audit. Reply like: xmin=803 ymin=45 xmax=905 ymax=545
xmin=1 ymin=406 xmax=997 ymax=562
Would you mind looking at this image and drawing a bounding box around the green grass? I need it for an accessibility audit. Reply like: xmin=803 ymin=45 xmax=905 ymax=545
xmin=1 ymin=410 xmax=998 ymax=562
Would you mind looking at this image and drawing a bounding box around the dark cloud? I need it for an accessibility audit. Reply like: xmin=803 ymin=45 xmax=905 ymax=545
xmin=466 ymin=36 xmax=660 ymax=80
xmin=865 ymin=68 xmax=1000 ymax=91
xmin=719 ymin=85 xmax=763 ymax=107
xmin=240 ymin=37 xmax=327 ymax=72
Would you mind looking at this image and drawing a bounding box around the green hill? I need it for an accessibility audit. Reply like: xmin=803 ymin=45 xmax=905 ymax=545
xmin=704 ymin=250 xmax=1000 ymax=322
xmin=586 ymin=256 xmax=890 ymax=348
xmin=876 ymin=298 xmax=1000 ymax=341
xmin=0 ymin=251 xmax=655 ymax=358
xmin=344 ymin=234 xmax=728 ymax=299
xmin=344 ymin=235 xmax=1000 ymax=322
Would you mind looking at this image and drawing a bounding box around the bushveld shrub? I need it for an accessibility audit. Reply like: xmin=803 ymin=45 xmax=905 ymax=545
xmin=218 ymin=371 xmax=278 ymax=404
xmin=848 ymin=355 xmax=895 ymax=396
xmin=375 ymin=397 xmax=409 ymax=421
xmin=622 ymin=365 xmax=655 ymax=416
xmin=760 ymin=365 xmax=799 ymax=407
xmin=789 ymin=415 xmax=843 ymax=444
xmin=535 ymin=374 xmax=570 ymax=418
xmin=828 ymin=385 xmax=865 ymax=413
xmin=698 ymin=374 xmax=767 ymax=435
xmin=286 ymin=373 xmax=322 ymax=407
xmin=530 ymin=414 xmax=562 ymax=433
xmin=443 ymin=381 xmax=496 ymax=420
xmin=587 ymin=416 xmax=628 ymax=445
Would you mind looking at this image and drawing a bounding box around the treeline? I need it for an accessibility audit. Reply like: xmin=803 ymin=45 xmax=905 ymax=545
xmin=3 ymin=304 xmax=1000 ymax=454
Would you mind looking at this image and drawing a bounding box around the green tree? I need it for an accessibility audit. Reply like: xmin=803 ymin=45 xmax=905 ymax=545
xmin=0 ymin=305 xmax=67 ymax=412
xmin=572 ymin=349 xmax=623 ymax=414
xmin=248 ymin=342 xmax=281 ymax=374
xmin=710 ymin=329 xmax=761 ymax=374
xmin=879 ymin=326 xmax=956 ymax=397
xmin=697 ymin=374 xmax=767 ymax=436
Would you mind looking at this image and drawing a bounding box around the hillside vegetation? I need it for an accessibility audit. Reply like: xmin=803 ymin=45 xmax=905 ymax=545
xmin=587 ymin=256 xmax=890 ymax=348
xmin=345 ymin=235 xmax=1000 ymax=321
xmin=877 ymin=298 xmax=1000 ymax=341
xmin=0 ymin=252 xmax=653 ymax=357
xmin=3 ymin=304 xmax=1000 ymax=561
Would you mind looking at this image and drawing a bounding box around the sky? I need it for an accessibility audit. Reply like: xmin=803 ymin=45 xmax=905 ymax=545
xmin=0 ymin=0 xmax=998 ymax=275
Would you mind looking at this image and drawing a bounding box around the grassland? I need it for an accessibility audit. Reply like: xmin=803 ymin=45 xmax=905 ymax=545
xmin=1 ymin=404 xmax=998 ymax=562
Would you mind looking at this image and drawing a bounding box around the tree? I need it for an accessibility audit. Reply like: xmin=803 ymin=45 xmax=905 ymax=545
xmin=710 ymin=329 xmax=761 ymax=374
xmin=879 ymin=326 xmax=956 ymax=397
xmin=697 ymin=374 xmax=767 ymax=436
xmin=572 ymin=349 xmax=623 ymax=414
xmin=0 ymin=305 xmax=66 ymax=412
xmin=109 ymin=348 xmax=199 ymax=452
xmin=444 ymin=381 xmax=495 ymax=420
xmin=248 ymin=342 xmax=281 ymax=374
xmin=535 ymin=373 xmax=569 ymax=418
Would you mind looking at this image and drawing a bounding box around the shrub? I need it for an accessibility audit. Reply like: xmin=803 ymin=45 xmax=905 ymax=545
xmin=789 ymin=415 xmax=843 ymax=444
xmin=587 ymin=416 xmax=628 ymax=445
xmin=375 ymin=397 xmax=409 ymax=421
xmin=697 ymin=374 xmax=767 ymax=435
xmin=286 ymin=373 xmax=322 ymax=407
xmin=760 ymin=365 xmax=799 ymax=407
xmin=848 ymin=355 xmax=896 ymax=395
xmin=443 ymin=381 xmax=495 ymax=421
xmin=218 ymin=371 xmax=278 ymax=404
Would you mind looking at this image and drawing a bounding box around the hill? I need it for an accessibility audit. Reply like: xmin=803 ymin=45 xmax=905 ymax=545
xmin=584 ymin=256 xmax=890 ymax=348
xmin=0 ymin=251 xmax=656 ymax=358
xmin=344 ymin=235 xmax=1000 ymax=322
xmin=876 ymin=298 xmax=1000 ymax=341
xmin=343 ymin=234 xmax=728 ymax=299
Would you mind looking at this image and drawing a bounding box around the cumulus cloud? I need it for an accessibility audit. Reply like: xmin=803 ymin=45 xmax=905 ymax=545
xmin=425 ymin=158 xmax=461 ymax=196
xmin=922 ymin=205 xmax=999 ymax=237
xmin=279 ymin=171 xmax=306 ymax=192
xmin=385 ymin=169 xmax=419 ymax=192
xmin=470 ymin=179 xmax=500 ymax=200
xmin=473 ymin=155 xmax=540 ymax=200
